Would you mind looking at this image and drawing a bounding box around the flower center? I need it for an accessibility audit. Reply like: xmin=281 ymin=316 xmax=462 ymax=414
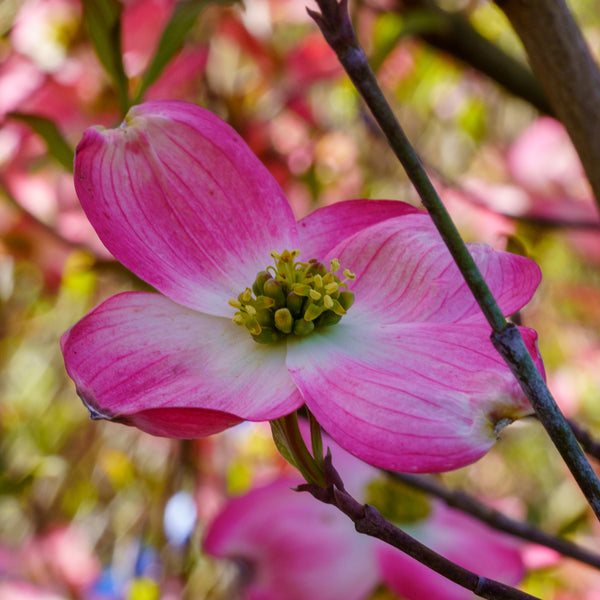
xmin=229 ymin=249 xmax=355 ymax=344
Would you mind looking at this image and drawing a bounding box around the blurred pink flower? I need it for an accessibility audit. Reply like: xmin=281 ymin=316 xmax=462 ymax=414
xmin=204 ymin=477 xmax=380 ymax=600
xmin=377 ymin=504 xmax=524 ymax=600
xmin=62 ymin=100 xmax=543 ymax=473
xmin=21 ymin=525 xmax=100 ymax=593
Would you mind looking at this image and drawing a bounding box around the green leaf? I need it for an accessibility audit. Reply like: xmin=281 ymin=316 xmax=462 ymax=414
xmin=8 ymin=112 xmax=74 ymax=171
xmin=81 ymin=0 xmax=129 ymax=113
xmin=269 ymin=418 xmax=299 ymax=470
xmin=134 ymin=0 xmax=235 ymax=103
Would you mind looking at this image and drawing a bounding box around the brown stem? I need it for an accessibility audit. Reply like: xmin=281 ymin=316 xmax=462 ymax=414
xmin=494 ymin=0 xmax=600 ymax=213
xmin=298 ymin=454 xmax=541 ymax=600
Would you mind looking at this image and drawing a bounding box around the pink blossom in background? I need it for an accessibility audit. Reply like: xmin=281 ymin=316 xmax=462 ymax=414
xmin=507 ymin=117 xmax=591 ymax=208
xmin=204 ymin=477 xmax=380 ymax=600
xmin=61 ymin=100 xmax=544 ymax=473
xmin=453 ymin=118 xmax=600 ymax=261
xmin=377 ymin=503 xmax=524 ymax=600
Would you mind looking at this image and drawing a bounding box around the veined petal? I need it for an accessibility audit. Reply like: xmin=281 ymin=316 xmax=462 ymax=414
xmin=204 ymin=478 xmax=379 ymax=600
xmin=287 ymin=317 xmax=539 ymax=473
xmin=328 ymin=214 xmax=541 ymax=324
xmin=297 ymin=199 xmax=422 ymax=260
xmin=61 ymin=292 xmax=302 ymax=437
xmin=74 ymin=101 xmax=298 ymax=317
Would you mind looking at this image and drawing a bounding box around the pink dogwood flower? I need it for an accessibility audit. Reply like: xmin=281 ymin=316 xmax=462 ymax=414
xmin=61 ymin=100 xmax=543 ymax=473
xmin=204 ymin=476 xmax=380 ymax=600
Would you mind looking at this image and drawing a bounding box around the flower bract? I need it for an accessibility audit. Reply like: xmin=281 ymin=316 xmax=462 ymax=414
xmin=62 ymin=100 xmax=544 ymax=473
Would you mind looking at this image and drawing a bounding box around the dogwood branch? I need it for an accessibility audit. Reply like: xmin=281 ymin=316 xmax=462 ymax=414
xmin=389 ymin=471 xmax=600 ymax=570
xmin=299 ymin=455 xmax=540 ymax=600
xmin=566 ymin=418 xmax=600 ymax=462
xmin=494 ymin=0 xmax=600 ymax=213
xmin=308 ymin=0 xmax=600 ymax=520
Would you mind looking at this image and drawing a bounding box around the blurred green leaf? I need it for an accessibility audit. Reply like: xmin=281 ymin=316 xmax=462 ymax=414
xmin=8 ymin=113 xmax=74 ymax=172
xmin=365 ymin=477 xmax=431 ymax=525
xmin=134 ymin=0 xmax=235 ymax=103
xmin=81 ymin=0 xmax=129 ymax=113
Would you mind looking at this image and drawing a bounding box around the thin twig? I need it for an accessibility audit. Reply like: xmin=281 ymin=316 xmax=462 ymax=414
xmin=566 ymin=419 xmax=600 ymax=462
xmin=298 ymin=455 xmax=541 ymax=600
xmin=388 ymin=471 xmax=600 ymax=570
xmin=308 ymin=0 xmax=600 ymax=520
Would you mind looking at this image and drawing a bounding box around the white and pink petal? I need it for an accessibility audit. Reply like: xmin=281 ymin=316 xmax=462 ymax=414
xmin=74 ymin=101 xmax=298 ymax=317
xmin=286 ymin=318 xmax=538 ymax=473
xmin=297 ymin=199 xmax=422 ymax=261
xmin=61 ymin=292 xmax=303 ymax=437
xmin=328 ymin=214 xmax=541 ymax=325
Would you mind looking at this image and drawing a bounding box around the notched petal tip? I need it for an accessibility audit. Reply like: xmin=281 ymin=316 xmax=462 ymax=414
xmin=76 ymin=389 xmax=113 ymax=422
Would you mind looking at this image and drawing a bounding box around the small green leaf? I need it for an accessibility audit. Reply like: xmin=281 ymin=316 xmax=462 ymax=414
xmin=81 ymin=0 xmax=129 ymax=113
xmin=8 ymin=112 xmax=74 ymax=171
xmin=134 ymin=0 xmax=235 ymax=103
xmin=269 ymin=419 xmax=298 ymax=470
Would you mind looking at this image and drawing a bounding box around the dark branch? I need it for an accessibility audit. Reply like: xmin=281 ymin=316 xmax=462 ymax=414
xmin=388 ymin=471 xmax=600 ymax=570
xmin=298 ymin=455 xmax=541 ymax=600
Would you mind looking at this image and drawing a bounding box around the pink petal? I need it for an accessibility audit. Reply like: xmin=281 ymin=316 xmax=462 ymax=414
xmin=74 ymin=100 xmax=298 ymax=317
xmin=377 ymin=503 xmax=525 ymax=600
xmin=61 ymin=292 xmax=302 ymax=437
xmin=329 ymin=214 xmax=541 ymax=325
xmin=204 ymin=478 xmax=379 ymax=600
xmin=287 ymin=319 xmax=538 ymax=473
xmin=297 ymin=199 xmax=422 ymax=260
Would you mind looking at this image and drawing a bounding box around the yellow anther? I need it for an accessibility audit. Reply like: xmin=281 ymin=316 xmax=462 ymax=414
xmin=245 ymin=318 xmax=262 ymax=336
xmin=231 ymin=249 xmax=354 ymax=343
xmin=293 ymin=284 xmax=311 ymax=297
xmin=343 ymin=268 xmax=356 ymax=280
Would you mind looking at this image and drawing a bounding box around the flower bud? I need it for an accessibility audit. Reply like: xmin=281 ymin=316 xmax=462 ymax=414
xmin=263 ymin=278 xmax=286 ymax=309
xmin=293 ymin=318 xmax=315 ymax=337
xmin=252 ymin=271 xmax=272 ymax=296
xmin=274 ymin=308 xmax=293 ymax=334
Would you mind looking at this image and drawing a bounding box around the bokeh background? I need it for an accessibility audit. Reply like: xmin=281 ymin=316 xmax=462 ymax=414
xmin=1 ymin=0 xmax=600 ymax=598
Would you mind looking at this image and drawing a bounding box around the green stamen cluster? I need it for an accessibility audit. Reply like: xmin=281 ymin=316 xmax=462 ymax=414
xmin=229 ymin=250 xmax=355 ymax=344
